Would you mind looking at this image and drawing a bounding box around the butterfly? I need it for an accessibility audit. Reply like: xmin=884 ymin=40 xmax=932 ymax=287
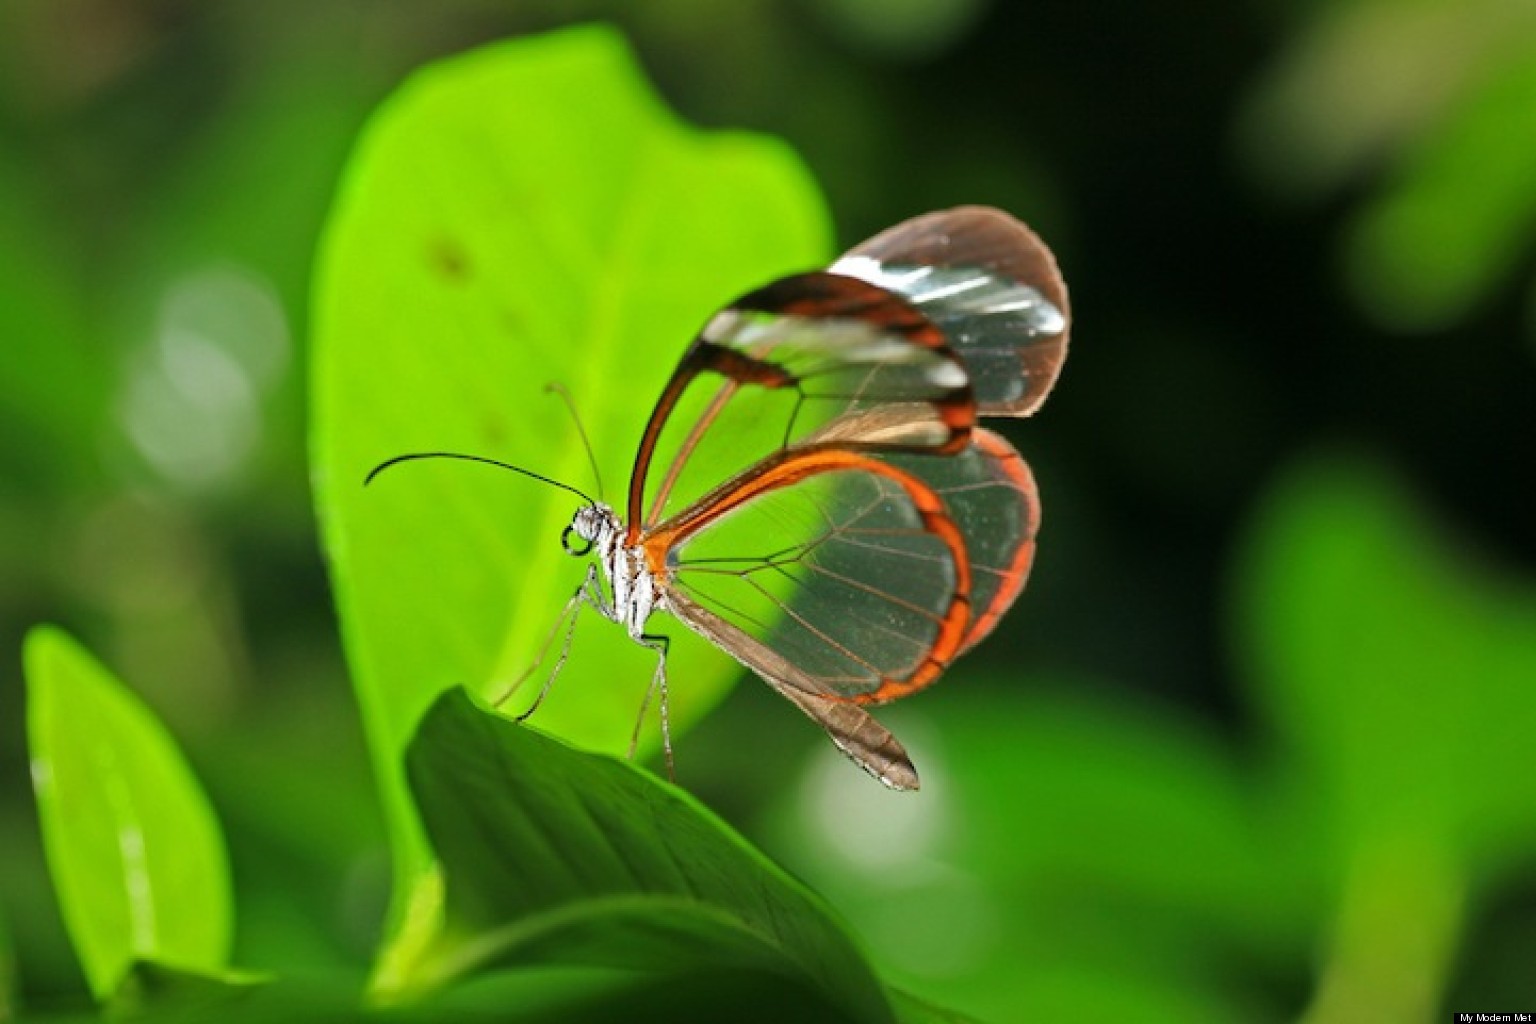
xmin=370 ymin=206 xmax=1070 ymax=790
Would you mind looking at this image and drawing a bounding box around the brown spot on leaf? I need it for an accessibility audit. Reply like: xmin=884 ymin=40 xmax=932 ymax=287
xmin=429 ymin=237 xmax=471 ymax=282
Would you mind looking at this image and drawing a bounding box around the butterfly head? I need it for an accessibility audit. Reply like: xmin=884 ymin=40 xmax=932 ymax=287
xmin=563 ymin=503 xmax=620 ymax=559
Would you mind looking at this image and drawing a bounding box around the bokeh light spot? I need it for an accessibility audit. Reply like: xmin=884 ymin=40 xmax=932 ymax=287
xmin=117 ymin=265 xmax=289 ymax=490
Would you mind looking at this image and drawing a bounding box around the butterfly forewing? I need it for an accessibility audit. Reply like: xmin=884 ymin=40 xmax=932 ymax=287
xmin=664 ymin=587 xmax=923 ymax=790
xmin=626 ymin=271 xmax=975 ymax=540
xmin=833 ymin=206 xmax=1070 ymax=417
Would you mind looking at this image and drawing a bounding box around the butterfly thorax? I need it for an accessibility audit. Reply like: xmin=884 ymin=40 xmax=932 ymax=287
xmin=570 ymin=503 xmax=658 ymax=640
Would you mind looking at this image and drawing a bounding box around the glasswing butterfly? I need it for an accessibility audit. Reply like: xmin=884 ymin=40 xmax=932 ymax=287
xmin=370 ymin=206 xmax=1070 ymax=790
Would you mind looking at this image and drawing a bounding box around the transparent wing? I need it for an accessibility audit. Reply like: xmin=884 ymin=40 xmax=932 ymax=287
xmin=884 ymin=428 xmax=1040 ymax=653
xmin=832 ymin=206 xmax=1070 ymax=417
xmin=665 ymin=586 xmax=923 ymax=790
xmin=653 ymin=451 xmax=972 ymax=705
xmin=624 ymin=271 xmax=977 ymax=543
xmin=652 ymin=429 xmax=1037 ymax=706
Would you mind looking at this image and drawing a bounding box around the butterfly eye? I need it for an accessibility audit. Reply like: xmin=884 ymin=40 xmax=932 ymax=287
xmin=561 ymin=525 xmax=593 ymax=557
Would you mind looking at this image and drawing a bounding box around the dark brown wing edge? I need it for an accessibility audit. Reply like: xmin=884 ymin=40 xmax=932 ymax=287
xmin=842 ymin=206 xmax=1070 ymax=418
xmin=666 ymin=589 xmax=921 ymax=791
xmin=846 ymin=205 xmax=1070 ymax=332
xmin=625 ymin=270 xmax=976 ymax=544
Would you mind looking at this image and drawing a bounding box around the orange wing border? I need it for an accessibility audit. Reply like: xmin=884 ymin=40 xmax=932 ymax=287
xmin=644 ymin=447 xmax=974 ymax=705
xmin=956 ymin=428 xmax=1039 ymax=654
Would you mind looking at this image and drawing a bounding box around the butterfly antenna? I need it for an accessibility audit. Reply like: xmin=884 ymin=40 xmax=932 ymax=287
xmin=545 ymin=382 xmax=605 ymax=503
xmin=364 ymin=451 xmax=596 ymax=507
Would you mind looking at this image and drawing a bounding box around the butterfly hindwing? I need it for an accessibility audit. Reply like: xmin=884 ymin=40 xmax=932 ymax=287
xmin=655 ymin=426 xmax=1037 ymax=695
xmin=666 ymin=582 xmax=923 ymax=791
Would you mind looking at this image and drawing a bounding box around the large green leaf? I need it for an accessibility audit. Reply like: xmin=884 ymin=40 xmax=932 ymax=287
xmin=22 ymin=627 xmax=233 ymax=999
xmin=310 ymin=24 xmax=829 ymax=970
xmin=403 ymin=688 xmax=894 ymax=1023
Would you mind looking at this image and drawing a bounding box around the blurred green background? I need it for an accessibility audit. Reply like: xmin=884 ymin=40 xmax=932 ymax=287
xmin=4 ymin=1 xmax=1536 ymax=1020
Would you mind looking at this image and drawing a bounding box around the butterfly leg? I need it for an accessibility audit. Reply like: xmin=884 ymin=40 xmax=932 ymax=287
xmin=630 ymin=633 xmax=675 ymax=782
xmin=491 ymin=564 xmax=602 ymax=720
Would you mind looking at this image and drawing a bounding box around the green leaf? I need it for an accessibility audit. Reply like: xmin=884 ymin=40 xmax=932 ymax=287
xmin=402 ymin=688 xmax=894 ymax=1024
xmin=1234 ymin=1 xmax=1499 ymax=201
xmin=430 ymin=966 xmax=872 ymax=1024
xmin=887 ymin=985 xmax=984 ymax=1024
xmin=22 ymin=626 xmax=233 ymax=1000
xmin=1235 ymin=453 xmax=1536 ymax=1018
xmin=110 ymin=962 xmax=272 ymax=1021
xmin=101 ymin=964 xmax=871 ymax=1024
xmin=1238 ymin=454 xmax=1536 ymax=861
xmin=1345 ymin=51 xmax=1536 ymax=331
xmin=310 ymin=23 xmax=829 ymax=968
xmin=1237 ymin=3 xmax=1536 ymax=332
